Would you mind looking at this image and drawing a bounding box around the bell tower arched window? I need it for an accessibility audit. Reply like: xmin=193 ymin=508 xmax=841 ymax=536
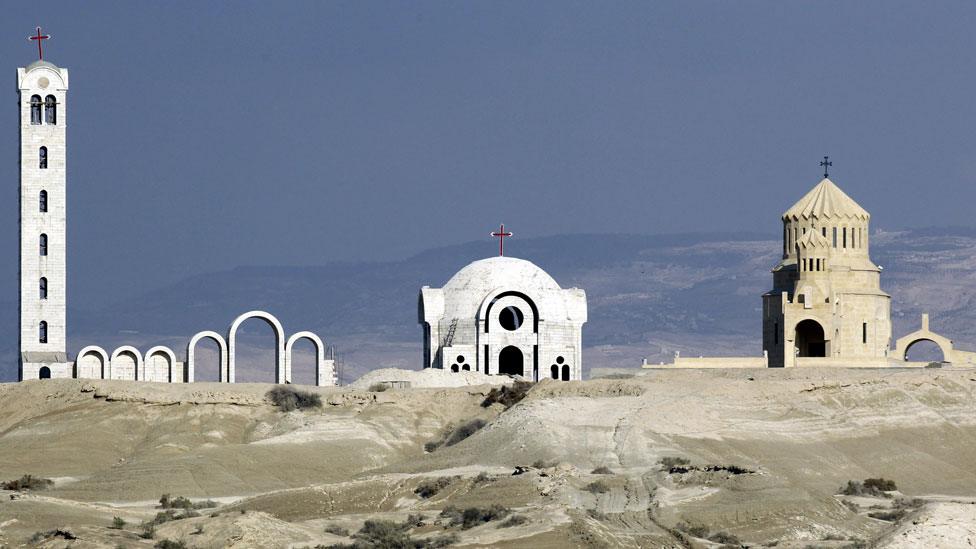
xmin=39 ymin=146 xmax=47 ymax=169
xmin=44 ymin=95 xmax=57 ymax=125
xmin=39 ymin=321 xmax=48 ymax=344
xmin=30 ymin=95 xmax=42 ymax=125
xmin=39 ymin=233 xmax=48 ymax=256
xmin=39 ymin=190 xmax=48 ymax=212
xmin=40 ymin=277 xmax=48 ymax=300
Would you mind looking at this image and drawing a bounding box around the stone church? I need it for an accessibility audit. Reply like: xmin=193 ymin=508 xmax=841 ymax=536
xmin=419 ymin=257 xmax=587 ymax=380
xmin=762 ymin=177 xmax=891 ymax=367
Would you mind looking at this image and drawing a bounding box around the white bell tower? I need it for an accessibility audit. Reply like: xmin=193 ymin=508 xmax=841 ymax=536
xmin=18 ymin=29 xmax=70 ymax=380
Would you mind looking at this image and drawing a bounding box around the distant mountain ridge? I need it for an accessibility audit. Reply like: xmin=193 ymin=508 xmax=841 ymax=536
xmin=3 ymin=228 xmax=976 ymax=382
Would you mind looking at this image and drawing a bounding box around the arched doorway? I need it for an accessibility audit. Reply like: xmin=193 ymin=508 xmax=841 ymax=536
xmin=498 ymin=346 xmax=524 ymax=376
xmin=795 ymin=319 xmax=826 ymax=357
xmin=39 ymin=366 xmax=51 ymax=379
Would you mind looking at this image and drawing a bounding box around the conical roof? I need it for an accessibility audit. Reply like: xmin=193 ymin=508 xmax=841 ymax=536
xmin=783 ymin=178 xmax=869 ymax=221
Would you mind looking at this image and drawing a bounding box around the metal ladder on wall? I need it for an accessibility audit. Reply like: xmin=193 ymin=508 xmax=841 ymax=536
xmin=442 ymin=318 xmax=459 ymax=348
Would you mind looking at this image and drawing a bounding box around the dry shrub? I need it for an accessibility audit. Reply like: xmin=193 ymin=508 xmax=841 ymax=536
xmin=414 ymin=477 xmax=453 ymax=499
xmin=841 ymin=478 xmax=898 ymax=497
xmin=2 ymin=474 xmax=54 ymax=491
xmin=266 ymin=386 xmax=322 ymax=411
xmin=584 ymin=480 xmax=610 ymax=494
xmin=440 ymin=504 xmax=510 ymax=529
xmin=481 ymin=381 xmax=533 ymax=409
xmin=444 ymin=419 xmax=486 ymax=446
xmin=658 ymin=457 xmax=690 ymax=470
xmin=591 ymin=466 xmax=613 ymax=475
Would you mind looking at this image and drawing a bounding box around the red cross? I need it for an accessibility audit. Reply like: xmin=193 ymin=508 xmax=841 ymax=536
xmin=490 ymin=224 xmax=513 ymax=257
xmin=29 ymin=27 xmax=51 ymax=60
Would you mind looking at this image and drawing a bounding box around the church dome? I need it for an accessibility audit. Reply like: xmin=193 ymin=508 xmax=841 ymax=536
xmin=783 ymin=178 xmax=869 ymax=221
xmin=26 ymin=59 xmax=60 ymax=72
xmin=439 ymin=256 xmax=568 ymax=322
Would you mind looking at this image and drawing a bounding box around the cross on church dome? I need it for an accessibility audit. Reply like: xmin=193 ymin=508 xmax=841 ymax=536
xmin=490 ymin=224 xmax=513 ymax=257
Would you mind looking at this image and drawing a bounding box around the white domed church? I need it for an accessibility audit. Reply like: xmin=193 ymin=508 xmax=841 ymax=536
xmin=419 ymin=257 xmax=587 ymax=380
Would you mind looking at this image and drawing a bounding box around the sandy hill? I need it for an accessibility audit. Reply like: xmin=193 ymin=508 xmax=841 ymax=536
xmin=1 ymin=368 xmax=975 ymax=548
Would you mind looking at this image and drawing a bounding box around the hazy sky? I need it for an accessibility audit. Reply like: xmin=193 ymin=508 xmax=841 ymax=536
xmin=3 ymin=2 xmax=976 ymax=306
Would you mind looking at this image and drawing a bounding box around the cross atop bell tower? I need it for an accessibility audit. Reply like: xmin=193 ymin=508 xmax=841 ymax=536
xmin=28 ymin=27 xmax=51 ymax=60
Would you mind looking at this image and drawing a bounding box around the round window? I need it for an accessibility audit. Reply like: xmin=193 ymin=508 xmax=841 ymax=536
xmin=499 ymin=306 xmax=524 ymax=331
xmin=456 ymin=355 xmax=465 ymax=363
xmin=556 ymin=356 xmax=565 ymax=364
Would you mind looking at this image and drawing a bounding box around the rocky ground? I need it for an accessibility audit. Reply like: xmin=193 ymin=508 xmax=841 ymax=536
xmin=1 ymin=367 xmax=975 ymax=548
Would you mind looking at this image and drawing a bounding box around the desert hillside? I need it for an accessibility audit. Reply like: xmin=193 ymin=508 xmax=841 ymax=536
xmin=1 ymin=368 xmax=975 ymax=547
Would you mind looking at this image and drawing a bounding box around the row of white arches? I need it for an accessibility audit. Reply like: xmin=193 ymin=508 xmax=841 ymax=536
xmin=74 ymin=310 xmax=337 ymax=386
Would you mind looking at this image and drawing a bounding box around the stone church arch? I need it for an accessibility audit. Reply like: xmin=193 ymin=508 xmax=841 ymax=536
xmin=904 ymin=338 xmax=949 ymax=362
xmin=285 ymin=331 xmax=326 ymax=386
xmin=145 ymin=346 xmax=177 ymax=382
xmin=794 ymin=319 xmax=826 ymax=357
xmin=76 ymin=345 xmax=109 ymax=379
xmin=187 ymin=330 xmax=228 ymax=383
xmin=228 ymin=311 xmax=286 ymax=384
xmin=110 ymin=346 xmax=143 ymax=380
xmin=498 ymin=346 xmax=524 ymax=376
xmin=892 ymin=316 xmax=954 ymax=363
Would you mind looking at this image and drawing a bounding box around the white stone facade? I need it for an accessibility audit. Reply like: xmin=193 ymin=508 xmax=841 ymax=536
xmin=419 ymin=257 xmax=587 ymax=380
xmin=762 ymin=178 xmax=892 ymax=367
xmin=19 ymin=60 xmax=70 ymax=380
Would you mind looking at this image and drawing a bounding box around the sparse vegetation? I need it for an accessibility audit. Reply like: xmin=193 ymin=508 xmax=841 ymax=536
xmin=414 ymin=477 xmax=454 ymax=498
xmin=444 ymin=418 xmax=486 ymax=446
xmin=192 ymin=525 xmax=205 ymax=535
xmin=708 ymin=530 xmax=741 ymax=545
xmin=675 ymin=522 xmax=710 ymax=539
xmin=325 ymin=524 xmax=351 ymax=537
xmin=584 ymin=480 xmax=610 ymax=494
xmin=868 ymin=508 xmax=906 ymax=521
xmin=498 ymin=514 xmax=528 ymax=528
xmin=29 ymin=528 xmax=77 ymax=543
xmin=2 ymin=474 xmax=54 ymax=491
xmin=591 ymin=466 xmax=613 ymax=474
xmin=321 ymin=517 xmax=458 ymax=548
xmin=474 ymin=471 xmax=492 ymax=484
xmin=368 ymin=383 xmax=389 ymax=392
xmin=658 ymin=456 xmax=690 ymax=470
xmin=140 ymin=525 xmax=156 ymax=539
xmin=840 ymin=478 xmax=898 ymax=497
xmin=532 ymin=459 xmax=552 ymax=469
xmin=440 ymin=504 xmax=511 ymax=529
xmin=159 ymin=494 xmax=218 ymax=510
xmin=423 ymin=440 xmax=440 ymax=453
xmin=266 ymin=386 xmax=322 ymax=411
xmin=110 ymin=516 xmax=126 ymax=529
xmin=154 ymin=541 xmax=188 ymax=549
xmin=481 ymin=381 xmax=533 ymax=409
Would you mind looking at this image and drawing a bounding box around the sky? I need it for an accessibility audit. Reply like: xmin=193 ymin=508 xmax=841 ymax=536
xmin=2 ymin=1 xmax=976 ymax=307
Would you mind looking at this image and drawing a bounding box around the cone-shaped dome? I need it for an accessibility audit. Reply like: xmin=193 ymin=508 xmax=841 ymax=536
xmin=783 ymin=178 xmax=869 ymax=221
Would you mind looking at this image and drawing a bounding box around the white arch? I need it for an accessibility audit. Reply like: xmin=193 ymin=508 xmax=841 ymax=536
xmin=227 ymin=311 xmax=286 ymax=384
xmin=187 ymin=331 xmax=228 ymax=383
xmin=76 ymin=345 xmax=109 ymax=379
xmin=110 ymin=346 xmax=143 ymax=381
xmin=145 ymin=345 xmax=178 ymax=383
xmin=285 ymin=331 xmax=335 ymax=386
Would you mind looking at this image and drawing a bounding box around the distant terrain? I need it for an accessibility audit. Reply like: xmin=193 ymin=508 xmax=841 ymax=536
xmin=3 ymin=228 xmax=976 ymax=382
xmin=0 ymin=369 xmax=974 ymax=547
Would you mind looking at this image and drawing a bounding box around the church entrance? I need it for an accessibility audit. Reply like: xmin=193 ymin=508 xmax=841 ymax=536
xmin=38 ymin=366 xmax=51 ymax=379
xmin=498 ymin=346 xmax=524 ymax=376
xmin=795 ymin=319 xmax=826 ymax=357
